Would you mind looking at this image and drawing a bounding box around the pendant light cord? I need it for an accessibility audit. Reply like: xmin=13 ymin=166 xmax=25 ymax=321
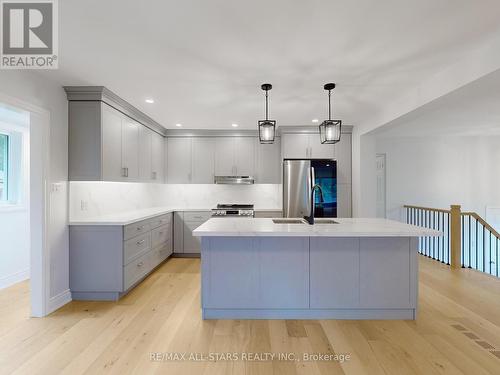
xmin=328 ymin=89 xmax=332 ymax=120
xmin=265 ymin=90 xmax=269 ymax=120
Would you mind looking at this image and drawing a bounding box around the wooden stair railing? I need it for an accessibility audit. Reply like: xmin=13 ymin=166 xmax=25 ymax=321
xmin=404 ymin=204 xmax=500 ymax=277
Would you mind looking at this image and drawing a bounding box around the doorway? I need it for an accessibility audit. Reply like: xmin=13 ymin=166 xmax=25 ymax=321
xmin=0 ymin=94 xmax=50 ymax=317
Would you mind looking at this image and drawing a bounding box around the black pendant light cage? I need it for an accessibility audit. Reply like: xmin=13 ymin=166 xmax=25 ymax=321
xmin=319 ymin=83 xmax=342 ymax=144
xmin=258 ymin=83 xmax=276 ymax=144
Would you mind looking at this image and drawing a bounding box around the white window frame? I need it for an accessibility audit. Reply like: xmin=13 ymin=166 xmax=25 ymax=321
xmin=0 ymin=121 xmax=29 ymax=210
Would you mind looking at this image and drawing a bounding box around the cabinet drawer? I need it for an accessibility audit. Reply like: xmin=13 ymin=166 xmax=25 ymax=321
xmin=151 ymin=224 xmax=170 ymax=249
xmin=183 ymin=211 xmax=211 ymax=222
xmin=124 ymin=220 xmax=150 ymax=240
xmin=152 ymin=241 xmax=172 ymax=267
xmin=124 ymin=233 xmax=151 ymax=265
xmin=149 ymin=214 xmax=172 ymax=229
xmin=124 ymin=251 xmax=151 ymax=290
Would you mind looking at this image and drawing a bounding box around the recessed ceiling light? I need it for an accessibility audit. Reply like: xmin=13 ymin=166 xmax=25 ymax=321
xmin=145 ymin=98 xmax=154 ymax=104
xmin=175 ymin=123 xmax=182 ymax=127
xmin=232 ymin=123 xmax=239 ymax=127
xmin=312 ymin=119 xmax=319 ymax=123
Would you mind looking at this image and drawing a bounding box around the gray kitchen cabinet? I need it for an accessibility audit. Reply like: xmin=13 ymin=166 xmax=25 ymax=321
xmin=101 ymin=105 xmax=123 ymax=181
xmin=214 ymin=137 xmax=255 ymax=176
xmin=167 ymin=138 xmax=192 ymax=183
xmin=69 ymin=212 xmax=173 ymax=301
xmin=192 ymin=138 xmax=215 ymax=183
xmin=139 ymin=125 xmax=153 ymax=181
xmin=121 ymin=119 xmax=140 ymax=180
xmin=255 ymin=137 xmax=281 ymax=183
xmin=214 ymin=137 xmax=235 ymax=175
xmin=282 ymin=133 xmax=335 ymax=159
xmin=151 ymin=131 xmax=165 ymax=182
xmin=310 ymin=238 xmax=360 ymax=308
xmin=336 ymin=132 xmax=352 ymax=184
xmin=65 ymin=87 xmax=167 ymax=182
xmin=173 ymin=211 xmax=211 ymax=255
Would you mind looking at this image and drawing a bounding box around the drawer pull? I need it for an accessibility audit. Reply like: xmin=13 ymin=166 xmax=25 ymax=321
xmin=136 ymin=226 xmax=145 ymax=231
xmin=136 ymin=239 xmax=145 ymax=245
xmin=159 ymin=232 xmax=163 ymax=235
xmin=137 ymin=261 xmax=144 ymax=267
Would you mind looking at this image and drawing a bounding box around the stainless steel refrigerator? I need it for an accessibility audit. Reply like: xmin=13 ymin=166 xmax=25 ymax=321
xmin=283 ymin=159 xmax=337 ymax=218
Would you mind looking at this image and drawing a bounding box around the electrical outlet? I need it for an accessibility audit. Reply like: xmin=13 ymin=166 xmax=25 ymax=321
xmin=80 ymin=200 xmax=88 ymax=211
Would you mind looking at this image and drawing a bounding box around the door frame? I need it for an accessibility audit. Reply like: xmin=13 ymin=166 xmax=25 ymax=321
xmin=375 ymin=153 xmax=387 ymax=219
xmin=0 ymin=91 xmax=51 ymax=317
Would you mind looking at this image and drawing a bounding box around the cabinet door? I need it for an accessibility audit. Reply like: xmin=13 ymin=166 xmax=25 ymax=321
xmin=235 ymin=137 xmax=255 ymax=176
xmin=183 ymin=221 xmax=202 ymax=253
xmin=121 ymin=119 xmax=140 ymax=180
xmin=336 ymin=133 xmax=351 ymax=184
xmin=167 ymin=138 xmax=192 ymax=183
xmin=214 ymin=137 xmax=235 ymax=175
xmin=256 ymin=138 xmax=281 ymax=183
xmin=151 ymin=132 xmax=164 ymax=182
xmin=101 ymin=107 xmax=123 ymax=180
xmin=192 ymin=138 xmax=215 ymax=183
xmin=138 ymin=126 xmax=152 ymax=181
xmin=310 ymin=238 xmax=359 ymax=308
xmin=309 ymin=134 xmax=335 ymax=159
xmin=282 ymin=134 xmax=308 ymax=159
xmin=173 ymin=212 xmax=184 ymax=253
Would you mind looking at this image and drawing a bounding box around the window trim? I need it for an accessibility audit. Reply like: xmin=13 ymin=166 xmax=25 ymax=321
xmin=0 ymin=132 xmax=9 ymax=202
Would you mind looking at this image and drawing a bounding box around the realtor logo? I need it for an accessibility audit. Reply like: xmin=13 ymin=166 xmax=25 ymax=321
xmin=1 ymin=0 xmax=58 ymax=69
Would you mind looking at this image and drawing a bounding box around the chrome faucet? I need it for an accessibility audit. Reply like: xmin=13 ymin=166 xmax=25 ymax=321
xmin=304 ymin=184 xmax=324 ymax=225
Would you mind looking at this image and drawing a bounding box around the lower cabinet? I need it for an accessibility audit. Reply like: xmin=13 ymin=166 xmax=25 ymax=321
xmin=70 ymin=212 xmax=173 ymax=301
xmin=173 ymin=211 xmax=211 ymax=255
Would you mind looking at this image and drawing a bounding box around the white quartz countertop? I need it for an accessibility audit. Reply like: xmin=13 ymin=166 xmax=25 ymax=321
xmin=193 ymin=218 xmax=442 ymax=237
xmin=69 ymin=207 xmax=283 ymax=226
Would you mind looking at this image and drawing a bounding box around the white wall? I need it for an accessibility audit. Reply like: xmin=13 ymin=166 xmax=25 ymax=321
xmin=70 ymin=181 xmax=282 ymax=220
xmin=0 ymin=71 xmax=69 ymax=308
xmin=375 ymin=135 xmax=500 ymax=221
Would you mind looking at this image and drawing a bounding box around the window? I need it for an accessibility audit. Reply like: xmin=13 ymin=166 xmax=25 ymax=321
xmin=0 ymin=133 xmax=8 ymax=201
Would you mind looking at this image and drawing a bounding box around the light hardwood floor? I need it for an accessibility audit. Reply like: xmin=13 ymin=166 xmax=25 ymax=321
xmin=1 ymin=257 xmax=500 ymax=375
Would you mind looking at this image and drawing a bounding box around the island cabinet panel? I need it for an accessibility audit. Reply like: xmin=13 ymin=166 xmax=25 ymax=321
xmin=203 ymin=238 xmax=259 ymax=308
xmin=257 ymin=237 xmax=309 ymax=308
xmin=310 ymin=238 xmax=360 ymax=308
xmin=203 ymin=237 xmax=309 ymax=309
xmin=359 ymin=237 xmax=412 ymax=308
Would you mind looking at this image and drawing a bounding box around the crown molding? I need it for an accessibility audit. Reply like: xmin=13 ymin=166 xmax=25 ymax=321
xmin=63 ymin=86 xmax=167 ymax=136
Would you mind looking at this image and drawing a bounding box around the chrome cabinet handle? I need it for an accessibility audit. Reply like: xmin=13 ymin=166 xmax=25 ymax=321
xmin=152 ymin=171 xmax=157 ymax=180
xmin=121 ymin=167 xmax=128 ymax=177
xmin=136 ymin=225 xmax=144 ymax=231
xmin=137 ymin=261 xmax=144 ymax=267
xmin=136 ymin=239 xmax=145 ymax=245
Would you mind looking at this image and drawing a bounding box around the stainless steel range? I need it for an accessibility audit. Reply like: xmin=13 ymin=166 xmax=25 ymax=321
xmin=212 ymin=204 xmax=254 ymax=218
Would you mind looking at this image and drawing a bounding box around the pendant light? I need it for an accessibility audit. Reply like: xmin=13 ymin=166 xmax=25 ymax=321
xmin=319 ymin=83 xmax=342 ymax=144
xmin=258 ymin=83 xmax=276 ymax=144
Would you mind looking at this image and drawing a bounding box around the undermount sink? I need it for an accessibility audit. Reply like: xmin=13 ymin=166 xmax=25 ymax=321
xmin=271 ymin=218 xmax=340 ymax=225
xmin=272 ymin=218 xmax=308 ymax=224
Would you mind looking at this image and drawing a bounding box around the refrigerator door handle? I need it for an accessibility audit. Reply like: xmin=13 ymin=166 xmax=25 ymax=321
xmin=310 ymin=166 xmax=315 ymax=217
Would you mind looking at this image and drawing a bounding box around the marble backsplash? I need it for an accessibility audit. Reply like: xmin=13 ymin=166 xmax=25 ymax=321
xmin=70 ymin=181 xmax=282 ymax=220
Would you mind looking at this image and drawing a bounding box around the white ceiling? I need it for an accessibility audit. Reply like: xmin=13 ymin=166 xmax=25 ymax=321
xmin=39 ymin=0 xmax=500 ymax=129
xmin=370 ymin=68 xmax=500 ymax=137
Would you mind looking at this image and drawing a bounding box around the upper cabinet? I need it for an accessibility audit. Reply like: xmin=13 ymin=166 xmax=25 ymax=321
xmin=214 ymin=137 xmax=255 ymax=176
xmin=282 ymin=133 xmax=335 ymax=159
xmin=167 ymin=138 xmax=192 ymax=183
xmin=192 ymin=138 xmax=215 ymax=183
xmin=66 ymin=86 xmax=166 ymax=183
xmin=256 ymin=138 xmax=281 ymax=183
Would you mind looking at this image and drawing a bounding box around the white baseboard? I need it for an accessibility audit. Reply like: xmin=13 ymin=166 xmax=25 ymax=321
xmin=47 ymin=289 xmax=72 ymax=314
xmin=0 ymin=268 xmax=29 ymax=289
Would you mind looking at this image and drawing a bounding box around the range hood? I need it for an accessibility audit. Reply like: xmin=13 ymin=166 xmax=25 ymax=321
xmin=214 ymin=176 xmax=255 ymax=185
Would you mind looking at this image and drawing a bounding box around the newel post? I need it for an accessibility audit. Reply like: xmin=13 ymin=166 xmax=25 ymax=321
xmin=450 ymin=205 xmax=462 ymax=269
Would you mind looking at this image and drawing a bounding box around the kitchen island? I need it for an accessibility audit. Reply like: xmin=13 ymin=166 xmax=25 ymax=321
xmin=193 ymin=218 xmax=441 ymax=320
